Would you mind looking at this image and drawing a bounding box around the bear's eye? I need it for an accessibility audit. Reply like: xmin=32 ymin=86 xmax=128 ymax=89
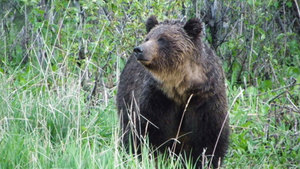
xmin=157 ymin=37 xmax=167 ymax=47
xmin=158 ymin=37 xmax=165 ymax=42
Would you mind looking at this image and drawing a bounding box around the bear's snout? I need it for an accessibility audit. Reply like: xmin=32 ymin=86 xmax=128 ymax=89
xmin=133 ymin=46 xmax=143 ymax=54
xmin=133 ymin=46 xmax=149 ymax=62
xmin=133 ymin=40 xmax=158 ymax=64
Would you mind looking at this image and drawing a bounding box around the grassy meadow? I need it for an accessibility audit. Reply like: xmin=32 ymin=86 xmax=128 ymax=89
xmin=0 ymin=0 xmax=299 ymax=168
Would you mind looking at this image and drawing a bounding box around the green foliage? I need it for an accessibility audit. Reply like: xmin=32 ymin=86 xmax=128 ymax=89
xmin=0 ymin=0 xmax=299 ymax=168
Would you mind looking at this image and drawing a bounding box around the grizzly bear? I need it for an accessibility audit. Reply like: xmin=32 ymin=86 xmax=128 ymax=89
xmin=117 ymin=16 xmax=229 ymax=168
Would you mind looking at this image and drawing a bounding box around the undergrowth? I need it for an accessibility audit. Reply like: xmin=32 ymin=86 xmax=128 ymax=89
xmin=0 ymin=0 xmax=299 ymax=168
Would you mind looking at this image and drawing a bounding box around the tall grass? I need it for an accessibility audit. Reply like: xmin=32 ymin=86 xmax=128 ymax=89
xmin=0 ymin=68 xmax=191 ymax=168
xmin=0 ymin=0 xmax=299 ymax=168
xmin=0 ymin=67 xmax=299 ymax=168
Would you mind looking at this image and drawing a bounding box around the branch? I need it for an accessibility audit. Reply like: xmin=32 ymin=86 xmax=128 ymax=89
xmin=294 ymin=0 xmax=300 ymax=19
xmin=258 ymin=83 xmax=300 ymax=96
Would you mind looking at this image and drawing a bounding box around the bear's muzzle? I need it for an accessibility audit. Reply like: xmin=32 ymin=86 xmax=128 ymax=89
xmin=133 ymin=46 xmax=150 ymax=62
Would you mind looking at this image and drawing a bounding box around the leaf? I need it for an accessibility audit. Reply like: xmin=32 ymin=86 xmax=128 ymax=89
xmin=286 ymin=1 xmax=292 ymax=8
xmin=262 ymin=80 xmax=272 ymax=89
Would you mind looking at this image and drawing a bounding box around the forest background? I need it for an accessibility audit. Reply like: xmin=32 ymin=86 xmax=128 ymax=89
xmin=0 ymin=0 xmax=299 ymax=168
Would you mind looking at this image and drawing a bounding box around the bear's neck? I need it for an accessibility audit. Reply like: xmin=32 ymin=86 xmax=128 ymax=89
xmin=154 ymin=60 xmax=208 ymax=105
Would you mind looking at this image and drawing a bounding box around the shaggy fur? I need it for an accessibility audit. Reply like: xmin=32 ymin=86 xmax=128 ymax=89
xmin=117 ymin=16 xmax=229 ymax=168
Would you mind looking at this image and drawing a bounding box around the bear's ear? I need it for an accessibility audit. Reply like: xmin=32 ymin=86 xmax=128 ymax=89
xmin=183 ymin=18 xmax=202 ymax=39
xmin=146 ymin=15 xmax=159 ymax=33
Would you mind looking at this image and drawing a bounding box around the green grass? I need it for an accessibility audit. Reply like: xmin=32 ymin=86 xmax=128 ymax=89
xmin=0 ymin=69 xmax=190 ymax=169
xmin=0 ymin=66 xmax=299 ymax=169
xmin=0 ymin=0 xmax=299 ymax=168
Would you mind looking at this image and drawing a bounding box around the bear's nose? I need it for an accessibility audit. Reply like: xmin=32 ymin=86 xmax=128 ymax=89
xmin=133 ymin=46 xmax=143 ymax=54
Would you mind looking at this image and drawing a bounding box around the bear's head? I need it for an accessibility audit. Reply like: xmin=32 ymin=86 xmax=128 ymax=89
xmin=133 ymin=16 xmax=202 ymax=72
xmin=133 ymin=16 xmax=207 ymax=103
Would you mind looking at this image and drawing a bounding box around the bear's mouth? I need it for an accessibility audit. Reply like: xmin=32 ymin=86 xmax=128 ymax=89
xmin=138 ymin=59 xmax=151 ymax=67
xmin=135 ymin=53 xmax=150 ymax=62
xmin=135 ymin=53 xmax=152 ymax=66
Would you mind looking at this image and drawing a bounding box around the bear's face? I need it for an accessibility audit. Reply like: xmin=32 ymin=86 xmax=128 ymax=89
xmin=133 ymin=16 xmax=202 ymax=75
xmin=133 ymin=16 xmax=206 ymax=103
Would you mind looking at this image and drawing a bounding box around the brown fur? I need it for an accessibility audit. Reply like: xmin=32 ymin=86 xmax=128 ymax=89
xmin=117 ymin=16 xmax=229 ymax=168
xmin=142 ymin=24 xmax=208 ymax=104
